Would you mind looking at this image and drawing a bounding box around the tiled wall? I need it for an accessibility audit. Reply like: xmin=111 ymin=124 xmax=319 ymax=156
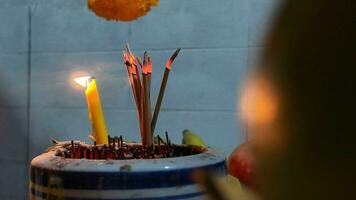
xmin=0 ymin=0 xmax=280 ymax=198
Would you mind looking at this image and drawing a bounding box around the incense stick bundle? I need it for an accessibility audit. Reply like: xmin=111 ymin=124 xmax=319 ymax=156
xmin=123 ymin=52 xmax=144 ymax=142
xmin=147 ymin=56 xmax=152 ymax=98
xmin=123 ymin=45 xmax=147 ymax=146
xmin=151 ymin=48 xmax=181 ymax=134
xmin=122 ymin=45 xmax=181 ymax=147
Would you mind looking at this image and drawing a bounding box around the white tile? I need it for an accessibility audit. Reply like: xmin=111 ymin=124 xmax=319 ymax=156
xmin=134 ymin=48 xmax=249 ymax=111
xmin=28 ymin=108 xmax=141 ymax=159
xmin=247 ymin=47 xmax=264 ymax=72
xmin=131 ymin=0 xmax=248 ymax=49
xmin=154 ymin=110 xmax=245 ymax=155
xmin=29 ymin=107 xmax=90 ymax=159
xmin=0 ymin=54 xmax=28 ymax=107
xmin=0 ymin=161 xmax=27 ymax=199
xmin=0 ymin=4 xmax=28 ymax=53
xmin=248 ymin=0 xmax=281 ymax=46
xmin=30 ymin=52 xmax=131 ymax=108
xmin=31 ymin=0 xmax=129 ymax=52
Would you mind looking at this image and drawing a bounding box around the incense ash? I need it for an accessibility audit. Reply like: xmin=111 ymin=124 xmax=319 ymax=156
xmin=54 ymin=137 xmax=205 ymax=160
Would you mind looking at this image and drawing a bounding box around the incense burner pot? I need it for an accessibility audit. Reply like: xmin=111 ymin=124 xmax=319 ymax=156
xmin=30 ymin=142 xmax=226 ymax=200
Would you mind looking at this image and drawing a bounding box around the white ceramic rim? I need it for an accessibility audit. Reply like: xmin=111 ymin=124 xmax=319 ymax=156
xmin=31 ymin=142 xmax=226 ymax=173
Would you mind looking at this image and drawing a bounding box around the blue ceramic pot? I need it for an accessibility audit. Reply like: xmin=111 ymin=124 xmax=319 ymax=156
xmin=30 ymin=142 xmax=226 ymax=200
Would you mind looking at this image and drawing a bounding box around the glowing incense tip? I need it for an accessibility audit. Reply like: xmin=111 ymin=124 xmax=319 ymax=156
xmin=137 ymin=57 xmax=148 ymax=74
xmin=151 ymin=49 xmax=180 ymax=134
xmin=123 ymin=53 xmax=130 ymax=63
xmin=136 ymin=57 xmax=143 ymax=68
xmin=123 ymin=52 xmax=138 ymax=75
xmin=148 ymin=56 xmax=152 ymax=74
xmin=124 ymin=44 xmax=136 ymax=66
xmin=142 ymin=52 xmax=150 ymax=74
xmin=129 ymin=55 xmax=136 ymax=65
xmin=74 ymin=76 xmax=93 ymax=88
xmin=165 ymin=48 xmax=181 ymax=70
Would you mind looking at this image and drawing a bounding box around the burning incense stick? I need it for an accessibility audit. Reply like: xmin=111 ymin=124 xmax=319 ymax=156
xmin=151 ymin=48 xmax=181 ymax=134
xmin=144 ymin=52 xmax=153 ymax=143
xmin=147 ymin=55 xmax=153 ymax=97
xmin=124 ymin=44 xmax=142 ymax=105
xmin=138 ymin=54 xmax=152 ymax=146
xmin=123 ymin=53 xmax=139 ymax=109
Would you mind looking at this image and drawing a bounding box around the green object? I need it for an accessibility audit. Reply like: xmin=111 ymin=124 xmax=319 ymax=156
xmin=182 ymin=129 xmax=205 ymax=147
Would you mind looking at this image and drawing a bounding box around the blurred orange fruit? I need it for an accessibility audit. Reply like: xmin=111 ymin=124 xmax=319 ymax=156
xmin=88 ymin=0 xmax=159 ymax=21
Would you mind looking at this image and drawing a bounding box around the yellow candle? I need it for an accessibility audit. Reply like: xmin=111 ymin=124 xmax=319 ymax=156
xmin=75 ymin=76 xmax=108 ymax=144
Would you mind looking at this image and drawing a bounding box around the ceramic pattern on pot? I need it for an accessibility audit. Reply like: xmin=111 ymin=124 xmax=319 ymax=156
xmin=30 ymin=144 xmax=226 ymax=200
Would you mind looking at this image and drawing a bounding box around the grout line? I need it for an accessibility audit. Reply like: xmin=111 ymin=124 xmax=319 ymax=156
xmin=160 ymin=108 xmax=240 ymax=113
xmin=245 ymin=0 xmax=250 ymax=140
xmin=246 ymin=0 xmax=250 ymax=60
xmin=0 ymin=159 xmax=26 ymax=164
xmin=29 ymin=106 xmax=240 ymax=113
xmin=128 ymin=22 xmax=132 ymax=44
xmin=247 ymin=0 xmax=250 ymax=48
xmin=0 ymin=105 xmax=28 ymax=109
xmin=22 ymin=6 xmax=33 ymax=199
xmin=25 ymin=46 xmax=250 ymax=55
xmin=0 ymin=51 xmax=29 ymax=55
xmin=25 ymin=5 xmax=32 ymax=174
xmin=0 ymin=39 xmax=264 ymax=55
xmin=1 ymin=45 xmax=262 ymax=55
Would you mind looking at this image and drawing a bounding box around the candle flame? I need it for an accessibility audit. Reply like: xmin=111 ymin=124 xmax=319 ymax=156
xmin=74 ymin=76 xmax=93 ymax=88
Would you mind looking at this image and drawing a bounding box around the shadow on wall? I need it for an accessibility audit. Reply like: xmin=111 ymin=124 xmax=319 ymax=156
xmin=0 ymin=89 xmax=28 ymax=161
xmin=0 ymin=87 xmax=28 ymax=199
